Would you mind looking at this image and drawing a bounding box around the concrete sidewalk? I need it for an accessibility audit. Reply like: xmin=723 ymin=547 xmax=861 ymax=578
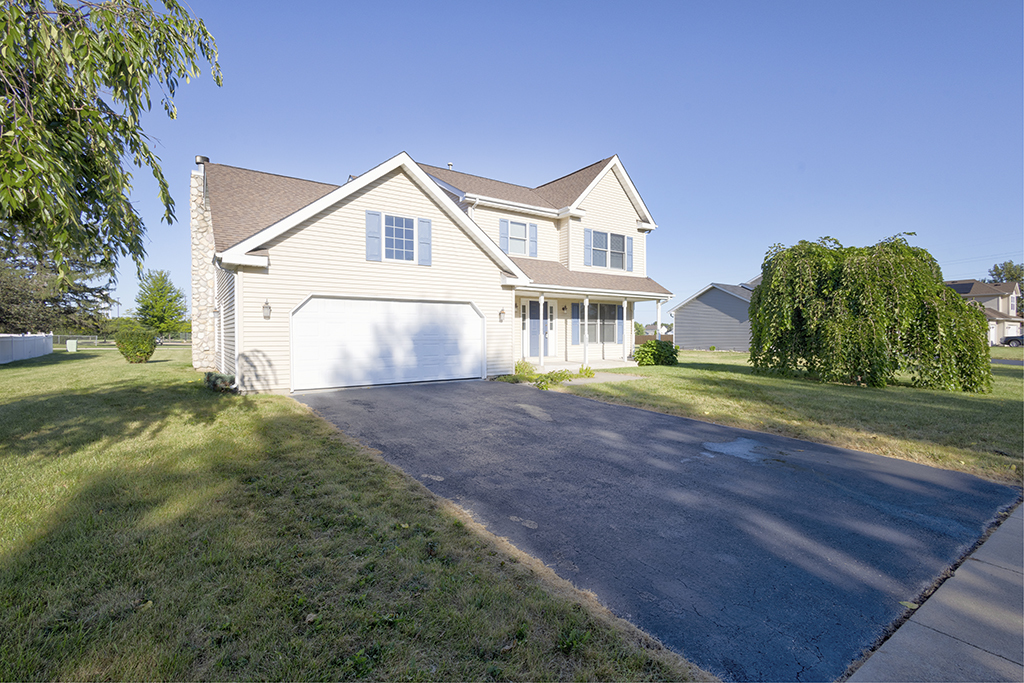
xmin=849 ymin=503 xmax=1023 ymax=682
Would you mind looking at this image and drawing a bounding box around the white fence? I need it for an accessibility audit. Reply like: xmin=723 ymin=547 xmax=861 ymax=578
xmin=0 ymin=333 xmax=54 ymax=365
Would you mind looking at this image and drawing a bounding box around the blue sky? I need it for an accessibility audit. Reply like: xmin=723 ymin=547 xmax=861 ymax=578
xmin=116 ymin=0 xmax=1023 ymax=323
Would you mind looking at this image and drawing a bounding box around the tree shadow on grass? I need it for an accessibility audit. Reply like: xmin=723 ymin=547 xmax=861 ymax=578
xmin=0 ymin=378 xmax=255 ymax=460
xmin=572 ymin=369 xmax=1023 ymax=464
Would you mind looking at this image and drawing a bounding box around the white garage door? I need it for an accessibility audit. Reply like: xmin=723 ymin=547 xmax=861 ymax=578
xmin=291 ymin=297 xmax=485 ymax=391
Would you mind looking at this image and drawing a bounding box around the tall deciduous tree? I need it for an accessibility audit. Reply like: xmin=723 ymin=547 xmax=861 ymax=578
xmin=749 ymin=235 xmax=991 ymax=392
xmin=986 ymin=261 xmax=1024 ymax=290
xmin=0 ymin=0 xmax=220 ymax=282
xmin=134 ymin=269 xmax=185 ymax=335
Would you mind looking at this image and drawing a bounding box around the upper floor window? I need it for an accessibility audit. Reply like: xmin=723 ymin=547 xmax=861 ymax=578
xmin=585 ymin=229 xmax=632 ymax=271
xmin=499 ymin=219 xmax=537 ymax=257
xmin=365 ymin=210 xmax=431 ymax=266
xmin=509 ymin=221 xmax=528 ymax=255
xmin=385 ymin=215 xmax=415 ymax=261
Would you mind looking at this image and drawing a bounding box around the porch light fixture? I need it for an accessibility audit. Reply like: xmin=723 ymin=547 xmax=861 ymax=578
xmin=499 ymin=308 xmax=505 ymax=323
xmin=262 ymin=299 xmax=272 ymax=320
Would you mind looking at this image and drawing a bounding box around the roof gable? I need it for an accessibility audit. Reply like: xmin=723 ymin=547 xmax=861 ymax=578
xmin=670 ymin=282 xmax=753 ymax=314
xmin=568 ymin=156 xmax=656 ymax=229
xmin=217 ymin=153 xmax=528 ymax=282
xmin=945 ymin=279 xmax=1004 ymax=297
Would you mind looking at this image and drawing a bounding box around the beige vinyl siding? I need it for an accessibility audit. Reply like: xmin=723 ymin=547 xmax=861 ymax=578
xmin=233 ymin=168 xmax=515 ymax=393
xmin=558 ymin=218 xmax=570 ymax=267
xmin=215 ymin=267 xmax=236 ymax=375
xmin=472 ymin=206 xmax=559 ymax=262
xmin=573 ymin=170 xmax=647 ymax=278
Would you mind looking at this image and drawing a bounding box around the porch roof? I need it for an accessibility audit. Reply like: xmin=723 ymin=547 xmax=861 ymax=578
xmin=510 ymin=257 xmax=672 ymax=299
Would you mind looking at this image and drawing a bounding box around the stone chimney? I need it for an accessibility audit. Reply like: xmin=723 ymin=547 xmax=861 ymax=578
xmin=190 ymin=157 xmax=217 ymax=370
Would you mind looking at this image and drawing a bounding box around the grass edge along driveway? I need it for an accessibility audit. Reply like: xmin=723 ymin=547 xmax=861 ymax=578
xmin=0 ymin=349 xmax=711 ymax=682
xmin=563 ymin=350 xmax=1023 ymax=486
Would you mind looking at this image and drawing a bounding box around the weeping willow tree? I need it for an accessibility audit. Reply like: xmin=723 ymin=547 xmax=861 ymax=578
xmin=749 ymin=235 xmax=991 ymax=392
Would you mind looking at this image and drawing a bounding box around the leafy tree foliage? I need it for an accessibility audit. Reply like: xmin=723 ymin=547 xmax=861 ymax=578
xmin=749 ymin=235 xmax=991 ymax=392
xmin=633 ymin=320 xmax=645 ymax=336
xmin=0 ymin=242 xmax=113 ymax=333
xmin=0 ymin=0 xmax=220 ymax=281
xmin=986 ymin=261 xmax=1023 ymax=290
xmin=134 ymin=269 xmax=185 ymax=335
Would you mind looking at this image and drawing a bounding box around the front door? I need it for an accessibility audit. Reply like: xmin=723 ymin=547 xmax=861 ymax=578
xmin=527 ymin=300 xmax=555 ymax=357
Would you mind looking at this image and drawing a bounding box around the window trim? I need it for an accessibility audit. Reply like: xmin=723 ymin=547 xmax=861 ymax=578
xmin=383 ymin=213 xmax=416 ymax=262
xmin=589 ymin=230 xmax=628 ymax=271
xmin=508 ymin=220 xmax=528 ymax=256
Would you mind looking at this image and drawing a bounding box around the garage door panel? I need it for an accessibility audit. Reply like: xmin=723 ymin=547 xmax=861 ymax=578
xmin=292 ymin=298 xmax=484 ymax=390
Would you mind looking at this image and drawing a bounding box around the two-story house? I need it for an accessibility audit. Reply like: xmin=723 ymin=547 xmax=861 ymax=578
xmin=946 ymin=279 xmax=1022 ymax=345
xmin=190 ymin=152 xmax=672 ymax=392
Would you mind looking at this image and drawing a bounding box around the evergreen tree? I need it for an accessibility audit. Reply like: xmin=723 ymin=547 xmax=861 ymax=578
xmin=134 ymin=269 xmax=186 ymax=335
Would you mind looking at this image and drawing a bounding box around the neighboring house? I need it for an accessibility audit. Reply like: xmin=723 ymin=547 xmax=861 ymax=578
xmin=643 ymin=324 xmax=669 ymax=336
xmin=945 ymin=279 xmax=1022 ymax=345
xmin=669 ymin=275 xmax=761 ymax=352
xmin=191 ymin=152 xmax=672 ymax=392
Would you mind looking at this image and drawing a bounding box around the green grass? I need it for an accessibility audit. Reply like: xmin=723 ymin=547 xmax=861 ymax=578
xmin=991 ymin=345 xmax=1024 ymax=361
xmin=0 ymin=349 xmax=707 ymax=681
xmin=563 ymin=350 xmax=1023 ymax=485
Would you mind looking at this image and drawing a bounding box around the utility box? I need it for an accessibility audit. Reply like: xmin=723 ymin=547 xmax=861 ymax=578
xmin=66 ymin=340 xmax=78 ymax=352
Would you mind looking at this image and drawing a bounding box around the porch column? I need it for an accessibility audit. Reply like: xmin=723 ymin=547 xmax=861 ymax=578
xmin=539 ymin=292 xmax=545 ymax=368
xmin=583 ymin=295 xmax=589 ymax=367
xmin=656 ymin=300 xmax=663 ymax=340
xmin=623 ymin=298 xmax=629 ymax=362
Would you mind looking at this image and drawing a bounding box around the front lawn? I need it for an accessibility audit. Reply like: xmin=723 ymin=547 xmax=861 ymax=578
xmin=0 ymin=349 xmax=705 ymax=681
xmin=564 ymin=350 xmax=1022 ymax=485
xmin=991 ymin=345 xmax=1024 ymax=361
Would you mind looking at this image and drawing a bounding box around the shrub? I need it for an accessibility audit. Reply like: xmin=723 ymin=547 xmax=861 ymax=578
xmin=533 ymin=369 xmax=574 ymax=390
xmin=634 ymin=340 xmax=678 ymax=366
xmin=114 ymin=329 xmax=157 ymax=363
xmin=204 ymin=372 xmax=237 ymax=393
xmin=514 ymin=359 xmax=535 ymax=376
xmin=577 ymin=365 xmax=596 ymax=378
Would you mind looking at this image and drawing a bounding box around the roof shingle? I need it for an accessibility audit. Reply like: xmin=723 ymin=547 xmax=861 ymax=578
xmin=510 ymin=257 xmax=671 ymax=296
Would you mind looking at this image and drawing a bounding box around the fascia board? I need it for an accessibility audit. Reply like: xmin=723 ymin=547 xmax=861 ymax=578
xmin=669 ymin=284 xmax=750 ymax=314
xmin=218 ymin=252 xmax=268 ymax=268
xmin=221 ymin=152 xmax=528 ymax=282
xmin=515 ymin=282 xmax=672 ymax=300
xmin=464 ymin=193 xmax=560 ymax=218
xmin=425 ymin=174 xmax=465 ymax=202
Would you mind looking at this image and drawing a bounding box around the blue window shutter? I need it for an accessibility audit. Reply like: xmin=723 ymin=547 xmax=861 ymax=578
xmin=529 ymin=223 xmax=538 ymax=257
xmin=499 ymin=219 xmax=509 ymax=254
xmin=626 ymin=236 xmax=633 ymax=272
xmin=365 ymin=211 xmax=382 ymax=262
xmin=583 ymin=228 xmax=592 ymax=266
xmin=571 ymin=303 xmax=580 ymax=345
xmin=617 ymin=305 xmax=624 ymax=344
xmin=418 ymin=218 xmax=432 ymax=266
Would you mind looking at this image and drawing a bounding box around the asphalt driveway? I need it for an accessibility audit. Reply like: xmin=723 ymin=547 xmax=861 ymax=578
xmin=297 ymin=381 xmax=1019 ymax=682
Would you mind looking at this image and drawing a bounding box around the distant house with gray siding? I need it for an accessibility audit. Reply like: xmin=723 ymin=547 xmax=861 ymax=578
xmin=669 ymin=277 xmax=760 ymax=351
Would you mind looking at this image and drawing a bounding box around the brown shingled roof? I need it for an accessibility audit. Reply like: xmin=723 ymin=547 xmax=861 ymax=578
xmin=205 ymin=163 xmax=339 ymax=252
xmin=511 ymin=257 xmax=671 ymax=297
xmin=945 ymin=279 xmax=1003 ymax=297
xmin=532 ymin=157 xmax=611 ymax=209
xmin=420 ymin=157 xmax=614 ymax=211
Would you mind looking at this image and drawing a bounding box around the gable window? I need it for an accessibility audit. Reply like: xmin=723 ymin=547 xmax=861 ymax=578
xmin=509 ymin=221 xmax=528 ymax=255
xmin=366 ymin=210 xmax=431 ymax=266
xmin=585 ymin=228 xmax=632 ymax=271
xmin=385 ymin=215 xmax=415 ymax=261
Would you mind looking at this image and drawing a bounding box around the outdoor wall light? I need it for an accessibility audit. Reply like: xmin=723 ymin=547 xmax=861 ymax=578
xmin=499 ymin=308 xmax=505 ymax=323
xmin=561 ymin=305 xmax=567 ymax=312
xmin=262 ymin=299 xmax=272 ymax=320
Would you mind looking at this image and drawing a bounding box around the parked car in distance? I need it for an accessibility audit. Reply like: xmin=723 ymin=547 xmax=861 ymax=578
xmin=1001 ymin=335 xmax=1022 ymax=347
